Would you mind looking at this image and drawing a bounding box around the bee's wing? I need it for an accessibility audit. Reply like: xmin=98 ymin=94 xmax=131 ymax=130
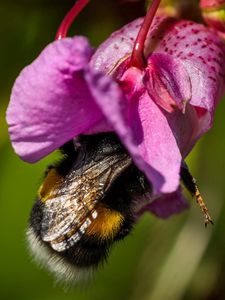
xmin=40 ymin=153 xmax=131 ymax=252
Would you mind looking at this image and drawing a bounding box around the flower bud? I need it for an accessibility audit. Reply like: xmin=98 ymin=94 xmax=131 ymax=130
xmin=200 ymin=0 xmax=225 ymax=33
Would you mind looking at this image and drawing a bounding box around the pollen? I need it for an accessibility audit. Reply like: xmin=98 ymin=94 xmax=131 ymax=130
xmin=38 ymin=169 xmax=63 ymax=202
xmin=86 ymin=206 xmax=124 ymax=240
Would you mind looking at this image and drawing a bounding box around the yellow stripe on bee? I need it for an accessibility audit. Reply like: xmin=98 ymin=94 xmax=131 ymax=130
xmin=86 ymin=206 xmax=124 ymax=240
xmin=38 ymin=169 xmax=63 ymax=202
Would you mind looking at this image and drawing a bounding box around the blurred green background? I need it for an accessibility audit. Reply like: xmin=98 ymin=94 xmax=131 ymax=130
xmin=1 ymin=1 xmax=225 ymax=299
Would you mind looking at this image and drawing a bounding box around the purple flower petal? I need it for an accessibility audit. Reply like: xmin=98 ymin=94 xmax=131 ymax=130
xmin=6 ymin=37 xmax=105 ymax=162
xmin=145 ymin=53 xmax=192 ymax=113
xmin=138 ymin=186 xmax=189 ymax=219
xmin=126 ymin=90 xmax=182 ymax=194
xmin=90 ymin=18 xmax=142 ymax=74
xmin=86 ymin=67 xmax=182 ymax=194
xmin=164 ymin=104 xmax=199 ymax=157
xmin=90 ymin=15 xmax=170 ymax=74
xmin=155 ymin=20 xmax=225 ymax=131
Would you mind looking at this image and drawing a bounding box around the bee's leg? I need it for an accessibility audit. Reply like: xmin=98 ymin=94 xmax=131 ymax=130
xmin=180 ymin=161 xmax=213 ymax=227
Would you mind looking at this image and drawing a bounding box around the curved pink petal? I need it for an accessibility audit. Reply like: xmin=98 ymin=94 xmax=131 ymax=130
xmin=138 ymin=186 xmax=189 ymax=219
xmin=92 ymin=16 xmax=225 ymax=112
xmin=90 ymin=18 xmax=142 ymax=74
xmin=126 ymin=90 xmax=182 ymax=194
xmin=154 ymin=20 xmax=225 ymax=128
xmin=90 ymin=15 xmax=169 ymax=74
xmin=6 ymin=37 xmax=105 ymax=162
xmin=164 ymin=104 xmax=199 ymax=157
xmin=86 ymin=67 xmax=182 ymax=194
xmin=145 ymin=53 xmax=192 ymax=113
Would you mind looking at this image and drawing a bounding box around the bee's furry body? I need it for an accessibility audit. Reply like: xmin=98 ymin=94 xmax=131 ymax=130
xmin=27 ymin=133 xmax=151 ymax=282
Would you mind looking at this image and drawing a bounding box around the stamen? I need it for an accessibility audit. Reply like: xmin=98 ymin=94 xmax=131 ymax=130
xmin=56 ymin=0 xmax=89 ymax=40
xmin=180 ymin=162 xmax=213 ymax=227
xmin=130 ymin=0 xmax=161 ymax=69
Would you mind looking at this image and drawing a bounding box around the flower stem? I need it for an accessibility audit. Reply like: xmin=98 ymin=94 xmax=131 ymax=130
xmin=130 ymin=0 xmax=161 ymax=69
xmin=56 ymin=0 xmax=90 ymax=40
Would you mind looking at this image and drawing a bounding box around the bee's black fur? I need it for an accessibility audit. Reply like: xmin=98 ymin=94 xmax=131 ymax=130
xmin=30 ymin=199 xmax=43 ymax=236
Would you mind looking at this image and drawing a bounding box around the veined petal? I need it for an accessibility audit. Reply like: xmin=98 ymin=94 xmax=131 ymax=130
xmin=87 ymin=67 xmax=182 ymax=194
xmin=164 ymin=104 xmax=199 ymax=157
xmin=126 ymin=90 xmax=182 ymax=194
xmin=154 ymin=20 xmax=225 ymax=127
xmin=6 ymin=37 xmax=105 ymax=162
xmin=90 ymin=15 xmax=170 ymax=75
xmin=90 ymin=18 xmax=142 ymax=74
xmin=138 ymin=186 xmax=189 ymax=219
xmin=145 ymin=53 xmax=192 ymax=113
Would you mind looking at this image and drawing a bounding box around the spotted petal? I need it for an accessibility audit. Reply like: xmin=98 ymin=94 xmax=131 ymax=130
xmin=6 ymin=37 xmax=105 ymax=162
xmin=155 ymin=20 xmax=225 ymax=133
xmin=90 ymin=16 xmax=169 ymax=74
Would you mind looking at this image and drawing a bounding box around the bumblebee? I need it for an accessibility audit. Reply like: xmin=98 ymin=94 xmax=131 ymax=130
xmin=27 ymin=133 xmax=151 ymax=283
xmin=27 ymin=132 xmax=213 ymax=283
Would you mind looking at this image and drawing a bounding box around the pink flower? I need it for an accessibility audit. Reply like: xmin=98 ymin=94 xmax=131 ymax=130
xmin=6 ymin=0 xmax=225 ymax=218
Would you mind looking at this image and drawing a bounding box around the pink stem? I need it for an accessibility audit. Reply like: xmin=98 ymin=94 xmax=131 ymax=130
xmin=130 ymin=0 xmax=161 ymax=69
xmin=56 ymin=0 xmax=90 ymax=40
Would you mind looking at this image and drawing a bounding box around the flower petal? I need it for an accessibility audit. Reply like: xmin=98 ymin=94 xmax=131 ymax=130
xmin=127 ymin=91 xmax=182 ymax=194
xmin=86 ymin=67 xmax=182 ymax=194
xmin=90 ymin=15 xmax=171 ymax=75
xmin=138 ymin=186 xmax=189 ymax=219
xmin=155 ymin=20 xmax=225 ymax=128
xmin=90 ymin=15 xmax=181 ymax=76
xmin=6 ymin=37 xmax=105 ymax=162
xmin=145 ymin=53 xmax=192 ymax=113
xmin=90 ymin=18 xmax=142 ymax=74
xmin=164 ymin=104 xmax=199 ymax=157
